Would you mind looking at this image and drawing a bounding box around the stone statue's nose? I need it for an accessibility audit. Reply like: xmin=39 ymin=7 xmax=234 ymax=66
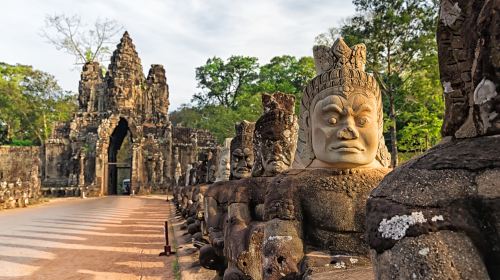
xmin=337 ymin=126 xmax=359 ymax=140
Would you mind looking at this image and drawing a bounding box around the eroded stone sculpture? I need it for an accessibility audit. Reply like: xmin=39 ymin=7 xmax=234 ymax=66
xmin=200 ymin=121 xmax=256 ymax=276
xmin=223 ymin=92 xmax=298 ymax=280
xmin=366 ymin=1 xmax=499 ymax=279
xmin=230 ymin=121 xmax=256 ymax=180
xmin=262 ymin=38 xmax=391 ymax=279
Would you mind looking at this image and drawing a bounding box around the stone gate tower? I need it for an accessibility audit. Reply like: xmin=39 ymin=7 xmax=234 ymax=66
xmin=43 ymin=32 xmax=174 ymax=196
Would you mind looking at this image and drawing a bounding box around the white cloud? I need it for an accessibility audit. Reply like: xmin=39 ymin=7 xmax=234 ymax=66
xmin=0 ymin=0 xmax=355 ymax=111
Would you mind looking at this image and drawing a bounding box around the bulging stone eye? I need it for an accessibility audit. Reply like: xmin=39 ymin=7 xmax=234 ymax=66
xmin=357 ymin=117 xmax=368 ymax=127
xmin=328 ymin=117 xmax=337 ymax=125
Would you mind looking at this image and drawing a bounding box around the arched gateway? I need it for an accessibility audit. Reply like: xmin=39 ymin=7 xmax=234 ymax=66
xmin=42 ymin=32 xmax=176 ymax=196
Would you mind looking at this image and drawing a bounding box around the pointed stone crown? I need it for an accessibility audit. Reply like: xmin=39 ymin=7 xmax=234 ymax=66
xmin=313 ymin=38 xmax=367 ymax=74
xmin=304 ymin=38 xmax=380 ymax=101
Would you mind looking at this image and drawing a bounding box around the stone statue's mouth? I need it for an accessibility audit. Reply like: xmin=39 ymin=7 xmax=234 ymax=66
xmin=329 ymin=144 xmax=364 ymax=152
xmin=236 ymin=167 xmax=251 ymax=173
xmin=266 ymin=156 xmax=290 ymax=166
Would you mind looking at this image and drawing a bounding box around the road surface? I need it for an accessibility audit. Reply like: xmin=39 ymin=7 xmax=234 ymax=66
xmin=0 ymin=196 xmax=175 ymax=280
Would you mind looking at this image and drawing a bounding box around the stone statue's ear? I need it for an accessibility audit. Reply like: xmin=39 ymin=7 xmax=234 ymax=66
xmin=302 ymin=111 xmax=310 ymax=127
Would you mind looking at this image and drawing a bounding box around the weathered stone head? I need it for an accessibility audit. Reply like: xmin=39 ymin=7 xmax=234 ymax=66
xmin=295 ymin=38 xmax=390 ymax=169
xmin=230 ymin=121 xmax=255 ymax=179
xmin=196 ymin=152 xmax=209 ymax=184
xmin=206 ymin=149 xmax=219 ymax=183
xmin=252 ymin=93 xmax=298 ymax=177
xmin=184 ymin=163 xmax=192 ymax=186
xmin=215 ymin=138 xmax=232 ymax=182
xmin=174 ymin=162 xmax=182 ymax=186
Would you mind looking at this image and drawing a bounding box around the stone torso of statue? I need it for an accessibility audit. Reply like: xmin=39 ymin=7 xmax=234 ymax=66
xmin=262 ymin=38 xmax=391 ymax=280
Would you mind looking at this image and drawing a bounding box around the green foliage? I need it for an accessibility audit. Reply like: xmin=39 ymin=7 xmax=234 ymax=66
xmin=171 ymin=93 xmax=262 ymax=143
xmin=255 ymin=56 xmax=315 ymax=113
xmin=193 ymin=56 xmax=259 ymax=109
xmin=9 ymin=139 xmax=34 ymax=146
xmin=173 ymin=55 xmax=315 ymax=143
xmin=397 ymin=53 xmax=444 ymax=152
xmin=0 ymin=62 xmax=77 ymax=145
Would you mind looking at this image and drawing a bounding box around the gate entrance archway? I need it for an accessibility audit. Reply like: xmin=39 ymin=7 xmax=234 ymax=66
xmin=108 ymin=118 xmax=133 ymax=195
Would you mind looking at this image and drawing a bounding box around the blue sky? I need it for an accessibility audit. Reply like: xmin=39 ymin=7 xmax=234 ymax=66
xmin=0 ymin=0 xmax=355 ymax=111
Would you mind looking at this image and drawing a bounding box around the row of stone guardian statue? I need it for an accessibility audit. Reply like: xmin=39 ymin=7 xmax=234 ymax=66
xmin=173 ymin=1 xmax=499 ymax=278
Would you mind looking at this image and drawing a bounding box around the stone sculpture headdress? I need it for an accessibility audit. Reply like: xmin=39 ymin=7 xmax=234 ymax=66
xmin=231 ymin=121 xmax=255 ymax=153
xmin=295 ymin=38 xmax=391 ymax=168
xmin=230 ymin=120 xmax=255 ymax=179
xmin=252 ymin=92 xmax=298 ymax=176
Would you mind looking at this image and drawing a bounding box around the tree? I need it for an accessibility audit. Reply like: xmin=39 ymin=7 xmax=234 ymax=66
xmin=174 ymin=54 xmax=316 ymax=143
xmin=397 ymin=53 xmax=444 ymax=155
xmin=316 ymin=0 xmax=439 ymax=167
xmin=193 ymin=56 xmax=259 ymax=109
xmin=41 ymin=14 xmax=123 ymax=65
xmin=256 ymin=56 xmax=316 ymax=112
xmin=171 ymin=92 xmax=262 ymax=143
xmin=0 ymin=121 xmax=8 ymax=144
xmin=0 ymin=62 xmax=77 ymax=145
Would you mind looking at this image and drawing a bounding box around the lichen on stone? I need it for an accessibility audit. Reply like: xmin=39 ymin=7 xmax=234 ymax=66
xmin=378 ymin=212 xmax=427 ymax=240
xmin=431 ymin=215 xmax=444 ymax=222
xmin=440 ymin=1 xmax=461 ymax=26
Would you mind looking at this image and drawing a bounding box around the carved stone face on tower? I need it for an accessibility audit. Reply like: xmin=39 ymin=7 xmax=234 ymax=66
xmin=295 ymin=38 xmax=391 ymax=168
xmin=253 ymin=93 xmax=298 ymax=176
xmin=230 ymin=121 xmax=255 ymax=179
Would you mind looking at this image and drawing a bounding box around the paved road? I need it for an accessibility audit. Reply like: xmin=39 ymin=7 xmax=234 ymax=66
xmin=0 ymin=196 xmax=175 ymax=280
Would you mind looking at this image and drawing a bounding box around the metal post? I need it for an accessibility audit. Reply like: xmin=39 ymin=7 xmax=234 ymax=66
xmin=159 ymin=220 xmax=175 ymax=256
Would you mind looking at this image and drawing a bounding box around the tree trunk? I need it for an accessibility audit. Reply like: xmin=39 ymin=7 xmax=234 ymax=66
xmin=43 ymin=112 xmax=48 ymax=140
xmin=386 ymin=43 xmax=398 ymax=167
xmin=389 ymin=91 xmax=398 ymax=167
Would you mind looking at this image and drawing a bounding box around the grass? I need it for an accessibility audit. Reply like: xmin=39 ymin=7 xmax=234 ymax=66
xmin=172 ymin=257 xmax=181 ymax=280
xmin=169 ymin=205 xmax=182 ymax=280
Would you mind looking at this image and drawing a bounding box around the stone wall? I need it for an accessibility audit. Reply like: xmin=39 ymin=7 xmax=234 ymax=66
xmin=0 ymin=146 xmax=41 ymax=208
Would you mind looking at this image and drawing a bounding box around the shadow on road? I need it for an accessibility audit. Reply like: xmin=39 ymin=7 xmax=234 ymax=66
xmin=0 ymin=196 xmax=175 ymax=280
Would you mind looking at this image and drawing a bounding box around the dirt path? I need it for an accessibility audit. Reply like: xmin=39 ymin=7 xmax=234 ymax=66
xmin=0 ymin=196 xmax=175 ymax=280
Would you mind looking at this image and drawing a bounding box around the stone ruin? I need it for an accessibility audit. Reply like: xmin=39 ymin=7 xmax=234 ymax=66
xmin=366 ymin=1 xmax=499 ymax=279
xmin=20 ymin=2 xmax=496 ymax=277
xmin=0 ymin=146 xmax=41 ymax=209
xmin=42 ymin=32 xmax=217 ymax=197
xmin=174 ymin=39 xmax=393 ymax=280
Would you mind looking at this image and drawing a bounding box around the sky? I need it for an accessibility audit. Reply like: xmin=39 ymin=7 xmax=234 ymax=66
xmin=0 ymin=0 xmax=355 ymax=111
